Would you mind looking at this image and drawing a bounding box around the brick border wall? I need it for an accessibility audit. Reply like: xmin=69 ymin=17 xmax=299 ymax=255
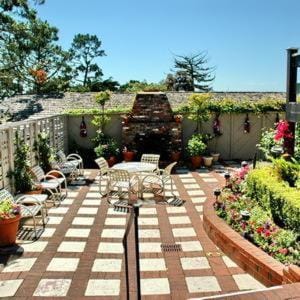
xmin=203 ymin=196 xmax=284 ymax=286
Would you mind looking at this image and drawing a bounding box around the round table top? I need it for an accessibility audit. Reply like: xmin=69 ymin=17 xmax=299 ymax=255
xmin=112 ymin=162 xmax=156 ymax=173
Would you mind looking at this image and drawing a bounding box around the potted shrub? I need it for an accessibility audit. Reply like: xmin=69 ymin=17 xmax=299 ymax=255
xmin=0 ymin=199 xmax=21 ymax=246
xmin=94 ymin=138 xmax=120 ymax=167
xmin=187 ymin=134 xmax=207 ymax=168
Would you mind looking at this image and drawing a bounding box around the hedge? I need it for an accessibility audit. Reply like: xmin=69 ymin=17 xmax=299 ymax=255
xmin=246 ymin=167 xmax=300 ymax=232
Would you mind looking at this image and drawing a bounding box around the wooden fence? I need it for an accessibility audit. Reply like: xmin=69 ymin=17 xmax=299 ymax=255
xmin=0 ymin=115 xmax=67 ymax=192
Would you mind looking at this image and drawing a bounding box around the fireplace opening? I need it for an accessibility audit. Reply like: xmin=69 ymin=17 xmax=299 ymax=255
xmin=134 ymin=131 xmax=171 ymax=160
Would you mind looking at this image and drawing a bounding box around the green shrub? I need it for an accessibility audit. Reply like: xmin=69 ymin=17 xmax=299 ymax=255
xmin=186 ymin=134 xmax=207 ymax=156
xmin=246 ymin=167 xmax=300 ymax=232
xmin=272 ymin=158 xmax=300 ymax=187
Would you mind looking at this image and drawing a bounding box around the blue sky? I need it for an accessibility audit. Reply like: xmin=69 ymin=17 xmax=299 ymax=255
xmin=37 ymin=0 xmax=300 ymax=91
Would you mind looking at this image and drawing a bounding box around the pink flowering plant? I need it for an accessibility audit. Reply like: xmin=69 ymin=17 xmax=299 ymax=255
xmin=0 ymin=199 xmax=21 ymax=220
xmin=215 ymin=169 xmax=299 ymax=266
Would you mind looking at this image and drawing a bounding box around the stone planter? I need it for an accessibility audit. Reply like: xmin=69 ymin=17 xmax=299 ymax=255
xmin=203 ymin=156 xmax=213 ymax=167
xmin=0 ymin=215 xmax=21 ymax=247
xmin=211 ymin=153 xmax=220 ymax=162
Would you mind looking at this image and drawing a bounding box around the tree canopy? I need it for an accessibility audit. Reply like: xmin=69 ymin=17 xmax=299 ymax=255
xmin=70 ymin=33 xmax=106 ymax=88
xmin=172 ymin=52 xmax=215 ymax=92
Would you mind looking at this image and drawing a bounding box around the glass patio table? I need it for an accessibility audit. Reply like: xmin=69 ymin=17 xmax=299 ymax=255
xmin=111 ymin=162 xmax=156 ymax=173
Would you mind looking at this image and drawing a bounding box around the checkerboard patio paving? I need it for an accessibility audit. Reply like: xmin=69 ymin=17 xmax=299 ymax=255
xmin=0 ymin=166 xmax=267 ymax=299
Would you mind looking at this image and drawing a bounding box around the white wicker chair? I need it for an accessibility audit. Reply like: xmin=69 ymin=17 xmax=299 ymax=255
xmin=106 ymin=169 xmax=139 ymax=206
xmin=95 ymin=157 xmax=110 ymax=196
xmin=57 ymin=150 xmax=84 ymax=176
xmin=31 ymin=166 xmax=67 ymax=205
xmin=140 ymin=154 xmax=160 ymax=174
xmin=0 ymin=189 xmax=46 ymax=238
xmin=141 ymin=162 xmax=177 ymax=201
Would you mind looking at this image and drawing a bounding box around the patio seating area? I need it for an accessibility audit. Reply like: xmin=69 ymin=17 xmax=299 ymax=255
xmin=0 ymin=164 xmax=271 ymax=299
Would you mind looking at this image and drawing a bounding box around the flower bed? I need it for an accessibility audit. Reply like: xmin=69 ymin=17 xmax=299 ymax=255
xmin=215 ymin=169 xmax=300 ymax=266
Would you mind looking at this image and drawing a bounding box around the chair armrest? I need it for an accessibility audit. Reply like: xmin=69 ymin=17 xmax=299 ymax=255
xmin=43 ymin=174 xmax=61 ymax=185
xmin=15 ymin=195 xmax=43 ymax=206
xmin=67 ymin=153 xmax=82 ymax=161
xmin=46 ymin=170 xmax=67 ymax=182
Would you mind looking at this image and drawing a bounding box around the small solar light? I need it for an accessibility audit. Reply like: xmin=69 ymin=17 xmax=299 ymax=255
xmin=224 ymin=172 xmax=231 ymax=186
xmin=213 ymin=188 xmax=221 ymax=203
xmin=241 ymin=161 xmax=248 ymax=168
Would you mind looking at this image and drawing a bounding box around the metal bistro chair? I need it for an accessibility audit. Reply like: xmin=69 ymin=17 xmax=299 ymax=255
xmin=57 ymin=150 xmax=84 ymax=176
xmin=141 ymin=162 xmax=177 ymax=201
xmin=51 ymin=158 xmax=79 ymax=183
xmin=95 ymin=157 xmax=110 ymax=196
xmin=140 ymin=154 xmax=160 ymax=174
xmin=31 ymin=166 xmax=68 ymax=206
xmin=106 ymin=169 xmax=139 ymax=206
xmin=0 ymin=189 xmax=46 ymax=238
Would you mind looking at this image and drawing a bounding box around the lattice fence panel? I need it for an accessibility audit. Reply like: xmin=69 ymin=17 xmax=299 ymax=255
xmin=0 ymin=115 xmax=67 ymax=192
xmin=0 ymin=129 xmax=11 ymax=189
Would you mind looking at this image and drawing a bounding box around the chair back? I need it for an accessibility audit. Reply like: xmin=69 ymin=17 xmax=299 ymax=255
xmin=141 ymin=154 xmax=160 ymax=168
xmin=109 ymin=169 xmax=131 ymax=183
xmin=57 ymin=150 xmax=67 ymax=163
xmin=31 ymin=166 xmax=45 ymax=182
xmin=0 ymin=189 xmax=14 ymax=203
xmin=95 ymin=157 xmax=110 ymax=175
xmin=164 ymin=162 xmax=177 ymax=175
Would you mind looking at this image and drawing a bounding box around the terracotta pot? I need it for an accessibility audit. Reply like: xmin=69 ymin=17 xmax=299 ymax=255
xmin=171 ymin=151 xmax=181 ymax=162
xmin=190 ymin=156 xmax=202 ymax=168
xmin=174 ymin=116 xmax=182 ymax=123
xmin=123 ymin=151 xmax=135 ymax=162
xmin=24 ymin=189 xmax=42 ymax=195
xmin=50 ymin=171 xmax=63 ymax=178
xmin=107 ymin=156 xmax=117 ymax=167
xmin=0 ymin=215 xmax=21 ymax=247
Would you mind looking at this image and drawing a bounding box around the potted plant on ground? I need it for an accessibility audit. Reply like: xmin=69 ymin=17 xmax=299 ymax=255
xmin=0 ymin=199 xmax=21 ymax=246
xmin=122 ymin=144 xmax=135 ymax=162
xmin=94 ymin=138 xmax=120 ymax=167
xmin=187 ymin=134 xmax=207 ymax=168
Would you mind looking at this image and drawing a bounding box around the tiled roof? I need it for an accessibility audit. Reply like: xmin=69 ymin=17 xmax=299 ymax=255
xmin=2 ymin=91 xmax=285 ymax=121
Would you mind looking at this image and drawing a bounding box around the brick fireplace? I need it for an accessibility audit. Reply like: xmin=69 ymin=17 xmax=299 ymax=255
xmin=122 ymin=92 xmax=182 ymax=160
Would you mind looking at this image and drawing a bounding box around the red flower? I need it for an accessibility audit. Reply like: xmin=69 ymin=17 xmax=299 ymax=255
xmin=264 ymin=230 xmax=271 ymax=237
xmin=256 ymin=226 xmax=264 ymax=234
xmin=274 ymin=120 xmax=293 ymax=141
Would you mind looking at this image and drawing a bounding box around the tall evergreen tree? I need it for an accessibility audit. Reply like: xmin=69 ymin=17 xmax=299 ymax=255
xmin=70 ymin=34 xmax=106 ymax=87
xmin=0 ymin=1 xmax=72 ymax=96
xmin=172 ymin=52 xmax=215 ymax=92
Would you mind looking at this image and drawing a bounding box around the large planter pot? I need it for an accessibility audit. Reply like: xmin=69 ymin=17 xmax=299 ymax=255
xmin=203 ymin=156 xmax=213 ymax=167
xmin=123 ymin=151 xmax=135 ymax=162
xmin=0 ymin=215 xmax=21 ymax=247
xmin=170 ymin=151 xmax=181 ymax=162
xmin=211 ymin=153 xmax=220 ymax=162
xmin=107 ymin=156 xmax=117 ymax=167
xmin=190 ymin=156 xmax=202 ymax=168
